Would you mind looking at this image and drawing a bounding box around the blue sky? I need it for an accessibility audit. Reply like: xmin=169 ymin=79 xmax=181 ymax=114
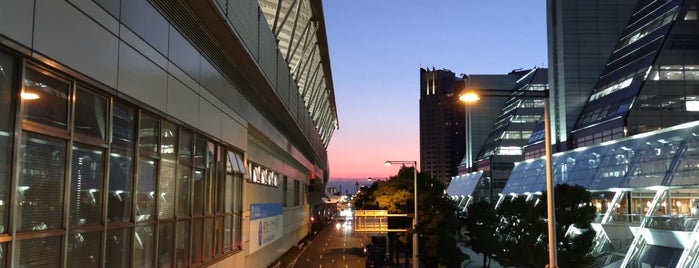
xmin=323 ymin=1 xmax=548 ymax=181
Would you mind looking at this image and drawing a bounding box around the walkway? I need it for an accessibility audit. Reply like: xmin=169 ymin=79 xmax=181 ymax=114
xmin=458 ymin=243 xmax=504 ymax=268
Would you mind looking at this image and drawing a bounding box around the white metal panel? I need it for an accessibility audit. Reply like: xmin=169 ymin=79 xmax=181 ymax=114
xmin=166 ymin=74 xmax=199 ymax=126
xmin=117 ymin=41 xmax=167 ymax=111
xmin=198 ymin=98 xmax=223 ymax=139
xmin=67 ymin=0 xmax=119 ymax=36
xmin=0 ymin=0 xmax=35 ymax=47
xmin=34 ymin=0 xmax=119 ymax=88
xmin=119 ymin=25 xmax=168 ymax=70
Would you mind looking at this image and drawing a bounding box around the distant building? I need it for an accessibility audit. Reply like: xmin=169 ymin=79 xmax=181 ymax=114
xmin=419 ymin=68 xmax=517 ymax=184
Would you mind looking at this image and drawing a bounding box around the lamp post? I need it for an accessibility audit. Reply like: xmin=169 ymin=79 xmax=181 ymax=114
xmin=459 ymin=89 xmax=557 ymax=268
xmin=384 ymin=160 xmax=418 ymax=268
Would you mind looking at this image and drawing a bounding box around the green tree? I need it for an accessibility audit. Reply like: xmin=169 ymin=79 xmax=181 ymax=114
xmin=464 ymin=200 xmax=499 ymax=267
xmin=493 ymin=184 xmax=596 ymax=268
xmin=352 ymin=166 xmax=466 ymax=267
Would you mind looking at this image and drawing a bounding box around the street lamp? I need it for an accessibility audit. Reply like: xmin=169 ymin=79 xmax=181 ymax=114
xmin=384 ymin=160 xmax=418 ymax=268
xmin=459 ymin=89 xmax=557 ymax=268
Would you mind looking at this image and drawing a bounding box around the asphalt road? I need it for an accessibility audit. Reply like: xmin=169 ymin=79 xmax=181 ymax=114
xmin=293 ymin=219 xmax=373 ymax=268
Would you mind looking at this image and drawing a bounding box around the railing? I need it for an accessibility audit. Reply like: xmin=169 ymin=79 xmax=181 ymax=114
xmin=643 ymin=215 xmax=699 ymax=231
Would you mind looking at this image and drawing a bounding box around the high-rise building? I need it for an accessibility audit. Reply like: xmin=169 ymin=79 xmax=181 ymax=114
xmin=419 ymin=68 xmax=516 ymax=184
xmin=524 ymin=0 xmax=638 ymax=158
xmin=571 ymin=0 xmax=699 ymax=147
xmin=464 ymin=0 xmax=699 ymax=267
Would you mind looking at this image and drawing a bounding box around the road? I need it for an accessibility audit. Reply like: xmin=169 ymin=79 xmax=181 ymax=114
xmin=293 ymin=219 xmax=373 ymax=268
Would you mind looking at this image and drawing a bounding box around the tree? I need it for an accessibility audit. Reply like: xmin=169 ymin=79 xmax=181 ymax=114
xmin=352 ymin=166 xmax=466 ymax=267
xmin=493 ymin=184 xmax=596 ymax=268
xmin=464 ymin=200 xmax=499 ymax=267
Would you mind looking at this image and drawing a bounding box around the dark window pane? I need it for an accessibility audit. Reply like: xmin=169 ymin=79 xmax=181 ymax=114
xmin=0 ymin=51 xmax=15 ymax=234
xmin=105 ymin=228 xmax=131 ymax=268
xmin=16 ymin=236 xmax=61 ymax=268
xmin=108 ymin=153 xmax=132 ymax=223
xmin=74 ymin=87 xmax=107 ymax=139
xmin=133 ymin=225 xmax=155 ymax=267
xmin=224 ymin=174 xmax=233 ymax=213
xmin=158 ymin=161 xmax=176 ymax=219
xmin=179 ymin=130 xmax=193 ymax=166
xmin=17 ymin=133 xmax=65 ymax=231
xmin=192 ymin=169 xmax=204 ymax=216
xmin=158 ymin=222 xmax=174 ymax=267
xmin=194 ymin=136 xmax=206 ymax=168
xmin=161 ymin=121 xmax=176 ymax=160
xmin=191 ymin=219 xmax=203 ymax=265
xmin=233 ymin=214 xmax=242 ymax=250
xmin=177 ymin=165 xmax=191 ymax=217
xmin=111 ymin=102 xmax=135 ymax=155
xmin=203 ymin=218 xmax=214 ymax=260
xmin=223 ymin=215 xmax=232 ymax=252
xmin=70 ymin=144 xmax=104 ymax=226
xmin=22 ymin=67 xmax=70 ymax=130
xmin=139 ymin=114 xmax=159 ymax=156
xmin=136 ymin=159 xmax=156 ymax=223
xmin=67 ymin=231 xmax=101 ymax=268
xmin=175 ymin=221 xmax=190 ymax=267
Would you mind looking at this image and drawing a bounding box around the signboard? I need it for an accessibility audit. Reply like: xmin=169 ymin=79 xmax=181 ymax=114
xmin=249 ymin=203 xmax=283 ymax=254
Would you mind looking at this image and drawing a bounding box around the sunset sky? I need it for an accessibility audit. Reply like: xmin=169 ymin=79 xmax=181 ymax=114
xmin=323 ymin=1 xmax=548 ymax=182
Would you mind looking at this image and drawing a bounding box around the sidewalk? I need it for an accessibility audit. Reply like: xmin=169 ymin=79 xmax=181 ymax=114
xmin=458 ymin=243 xmax=504 ymax=268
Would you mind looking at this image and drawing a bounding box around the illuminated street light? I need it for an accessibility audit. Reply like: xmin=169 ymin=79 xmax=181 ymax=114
xmin=459 ymin=89 xmax=557 ymax=268
xmin=384 ymin=160 xmax=418 ymax=268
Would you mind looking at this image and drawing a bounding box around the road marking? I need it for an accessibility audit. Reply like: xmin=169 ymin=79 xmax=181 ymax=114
xmin=343 ymin=255 xmax=346 ymax=260
xmin=319 ymin=254 xmax=323 ymax=260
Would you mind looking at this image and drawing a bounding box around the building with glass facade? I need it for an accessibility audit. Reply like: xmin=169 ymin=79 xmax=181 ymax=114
xmin=447 ymin=0 xmax=699 ymax=267
xmin=419 ymin=68 xmax=517 ymax=184
xmin=0 ymin=0 xmax=337 ymax=267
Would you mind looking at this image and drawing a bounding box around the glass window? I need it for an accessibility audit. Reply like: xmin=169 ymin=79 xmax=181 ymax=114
xmin=111 ymin=102 xmax=135 ymax=155
xmin=191 ymin=219 xmax=203 ymax=265
xmin=158 ymin=222 xmax=175 ymax=267
xmin=108 ymin=152 xmax=132 ymax=223
xmin=0 ymin=51 xmax=15 ymax=234
xmin=70 ymin=144 xmax=104 ymax=226
xmin=161 ymin=121 xmax=176 ymax=160
xmin=139 ymin=114 xmax=159 ymax=156
xmin=224 ymin=174 xmax=233 ymax=213
xmin=136 ymin=159 xmax=157 ymax=223
xmin=175 ymin=221 xmax=191 ymax=267
xmin=105 ymin=228 xmax=131 ymax=268
xmin=192 ymin=169 xmax=204 ymax=216
xmin=223 ymin=215 xmax=232 ymax=252
xmin=67 ymin=231 xmax=102 ymax=268
xmin=133 ymin=225 xmax=155 ymax=267
xmin=179 ymin=130 xmax=193 ymax=166
xmin=74 ymin=87 xmax=107 ymax=140
xmin=204 ymin=218 xmax=214 ymax=260
xmin=16 ymin=236 xmax=61 ymax=267
xmin=17 ymin=132 xmax=66 ymax=231
xmin=194 ymin=136 xmax=207 ymax=168
xmin=177 ymin=165 xmax=192 ymax=217
xmin=22 ymin=66 xmax=70 ymax=130
xmin=158 ymin=161 xmax=176 ymax=219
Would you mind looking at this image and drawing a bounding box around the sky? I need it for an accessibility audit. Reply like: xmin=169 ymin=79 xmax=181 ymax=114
xmin=323 ymin=1 xmax=548 ymax=183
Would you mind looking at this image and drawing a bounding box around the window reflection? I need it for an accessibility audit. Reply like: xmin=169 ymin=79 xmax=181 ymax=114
xmin=136 ymin=159 xmax=157 ymax=223
xmin=133 ymin=225 xmax=155 ymax=267
xmin=70 ymin=144 xmax=104 ymax=226
xmin=74 ymin=87 xmax=107 ymax=139
xmin=22 ymin=67 xmax=70 ymax=130
xmin=17 ymin=133 xmax=66 ymax=231
xmin=67 ymin=231 xmax=102 ymax=268
xmin=0 ymin=51 xmax=14 ymax=234
xmin=105 ymin=228 xmax=131 ymax=268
